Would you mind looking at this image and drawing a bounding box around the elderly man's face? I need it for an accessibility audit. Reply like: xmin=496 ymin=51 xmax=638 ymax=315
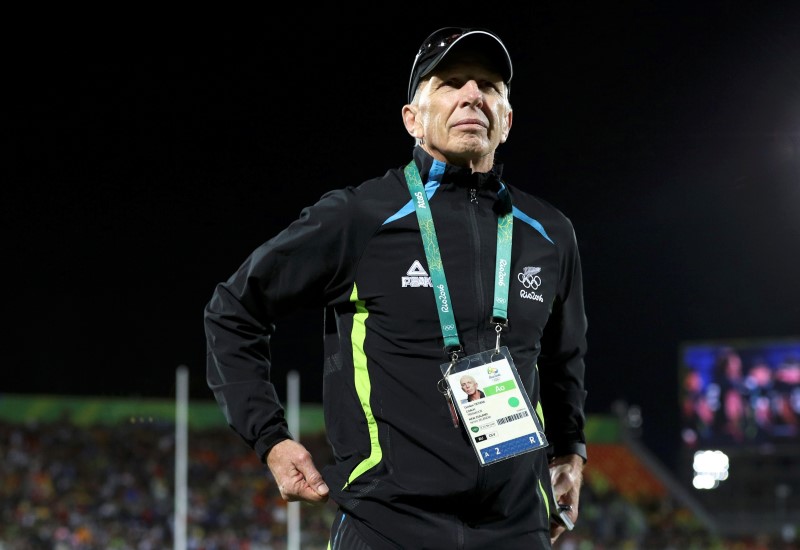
xmin=461 ymin=377 xmax=478 ymax=395
xmin=404 ymin=55 xmax=512 ymax=171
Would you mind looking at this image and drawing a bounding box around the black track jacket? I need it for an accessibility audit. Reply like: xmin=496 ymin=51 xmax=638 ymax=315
xmin=205 ymin=146 xmax=588 ymax=543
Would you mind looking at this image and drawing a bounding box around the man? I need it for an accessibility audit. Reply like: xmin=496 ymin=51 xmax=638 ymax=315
xmin=205 ymin=26 xmax=588 ymax=549
xmin=459 ymin=374 xmax=486 ymax=403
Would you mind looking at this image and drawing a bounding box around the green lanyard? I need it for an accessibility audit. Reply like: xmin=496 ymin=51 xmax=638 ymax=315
xmin=404 ymin=161 xmax=513 ymax=357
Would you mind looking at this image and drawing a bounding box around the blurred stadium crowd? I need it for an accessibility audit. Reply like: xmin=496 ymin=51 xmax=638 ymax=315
xmin=1 ymin=418 xmax=796 ymax=550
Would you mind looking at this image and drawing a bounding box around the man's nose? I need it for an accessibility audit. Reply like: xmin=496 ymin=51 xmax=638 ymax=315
xmin=460 ymin=81 xmax=483 ymax=105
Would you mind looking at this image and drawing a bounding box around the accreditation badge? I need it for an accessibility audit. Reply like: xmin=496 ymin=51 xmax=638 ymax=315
xmin=440 ymin=346 xmax=548 ymax=466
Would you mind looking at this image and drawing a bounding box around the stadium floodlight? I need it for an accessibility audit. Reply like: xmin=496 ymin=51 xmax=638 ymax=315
xmin=692 ymin=449 xmax=730 ymax=490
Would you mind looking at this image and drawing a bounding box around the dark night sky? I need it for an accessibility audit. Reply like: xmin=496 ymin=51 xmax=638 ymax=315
xmin=7 ymin=5 xmax=800 ymax=468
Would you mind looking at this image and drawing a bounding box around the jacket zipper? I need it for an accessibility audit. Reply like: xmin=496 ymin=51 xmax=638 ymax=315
xmin=468 ymin=186 xmax=491 ymax=493
xmin=466 ymin=187 xmax=487 ymax=353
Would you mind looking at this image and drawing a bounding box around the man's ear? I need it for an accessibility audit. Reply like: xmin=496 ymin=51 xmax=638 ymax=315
xmin=402 ymin=105 xmax=422 ymax=139
xmin=500 ymin=109 xmax=513 ymax=143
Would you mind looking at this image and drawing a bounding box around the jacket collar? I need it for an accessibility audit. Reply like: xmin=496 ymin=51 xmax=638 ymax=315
xmin=411 ymin=146 xmax=505 ymax=191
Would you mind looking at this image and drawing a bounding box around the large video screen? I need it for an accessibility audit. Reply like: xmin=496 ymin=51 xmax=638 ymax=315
xmin=679 ymin=338 xmax=800 ymax=448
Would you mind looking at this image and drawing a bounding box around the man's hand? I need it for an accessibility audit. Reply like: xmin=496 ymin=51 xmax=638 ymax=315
xmin=548 ymin=453 xmax=584 ymax=545
xmin=266 ymin=439 xmax=330 ymax=504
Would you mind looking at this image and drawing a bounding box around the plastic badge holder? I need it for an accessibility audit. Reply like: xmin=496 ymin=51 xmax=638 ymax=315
xmin=441 ymin=346 xmax=548 ymax=466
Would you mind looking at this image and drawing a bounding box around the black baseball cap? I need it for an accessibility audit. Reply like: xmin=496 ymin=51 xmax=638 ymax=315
xmin=407 ymin=27 xmax=513 ymax=104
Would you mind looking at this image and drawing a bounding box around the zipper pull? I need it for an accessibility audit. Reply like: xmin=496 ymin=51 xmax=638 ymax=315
xmin=469 ymin=188 xmax=478 ymax=204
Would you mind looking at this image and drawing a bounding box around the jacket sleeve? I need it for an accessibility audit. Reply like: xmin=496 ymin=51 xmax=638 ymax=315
xmin=204 ymin=188 xmax=361 ymax=462
xmin=538 ymin=221 xmax=589 ymax=462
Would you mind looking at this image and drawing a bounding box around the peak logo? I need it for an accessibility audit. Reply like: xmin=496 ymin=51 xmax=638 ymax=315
xmin=401 ymin=260 xmax=432 ymax=288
